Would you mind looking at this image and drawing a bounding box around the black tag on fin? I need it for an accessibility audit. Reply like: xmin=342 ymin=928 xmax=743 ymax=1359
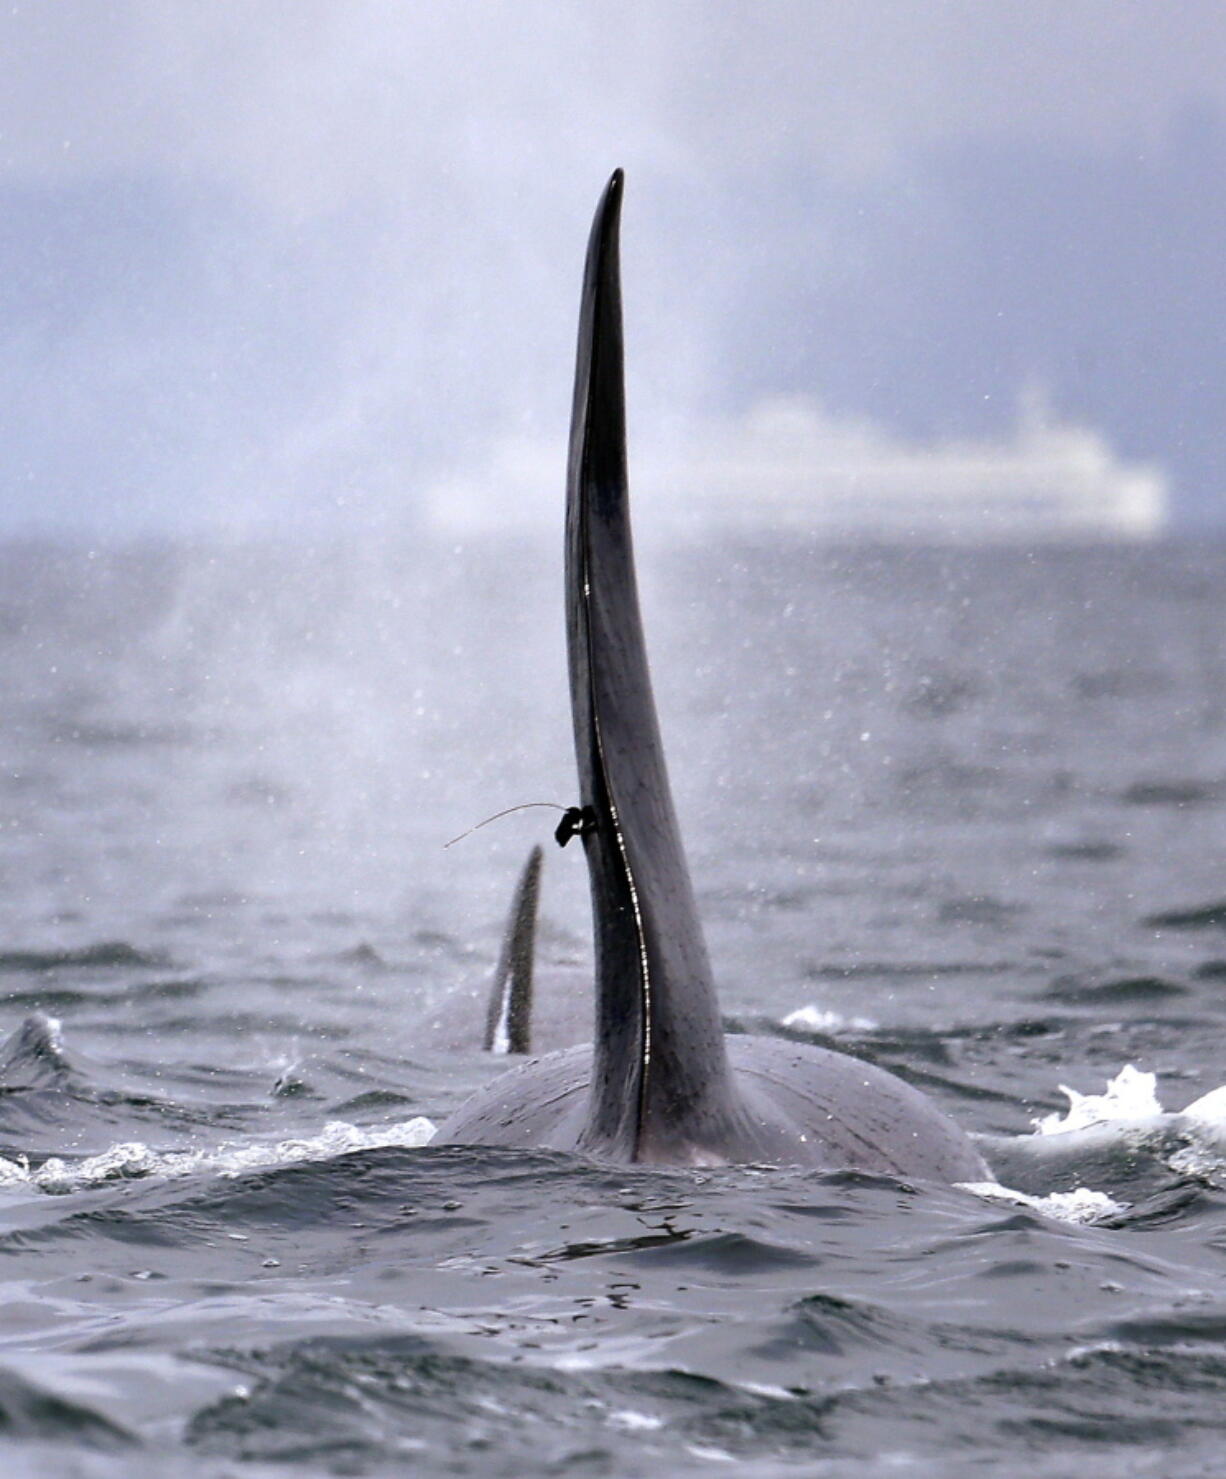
xmin=555 ymin=805 xmax=597 ymax=848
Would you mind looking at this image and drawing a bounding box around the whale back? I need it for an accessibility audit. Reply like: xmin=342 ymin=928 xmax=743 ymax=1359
xmin=439 ymin=1034 xmax=988 ymax=1180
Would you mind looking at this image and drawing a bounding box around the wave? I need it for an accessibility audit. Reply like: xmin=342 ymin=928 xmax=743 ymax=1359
xmin=973 ymin=1063 xmax=1226 ymax=1216
xmin=0 ymin=942 xmax=173 ymax=974
xmin=0 ymin=1114 xmax=437 ymax=1195
xmin=0 ymin=1012 xmax=70 ymax=1088
xmin=1145 ymin=900 xmax=1226 ymax=930
xmin=0 ymin=1364 xmax=135 ymax=1450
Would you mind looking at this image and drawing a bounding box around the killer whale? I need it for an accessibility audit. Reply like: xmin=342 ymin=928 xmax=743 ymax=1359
xmin=438 ymin=171 xmax=988 ymax=1179
xmin=413 ymin=844 xmax=589 ymax=1056
xmin=482 ymin=844 xmax=542 ymax=1054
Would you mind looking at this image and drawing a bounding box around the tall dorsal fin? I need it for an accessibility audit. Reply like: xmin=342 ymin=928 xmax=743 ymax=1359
xmin=482 ymin=845 xmax=543 ymax=1054
xmin=565 ymin=170 xmax=739 ymax=1160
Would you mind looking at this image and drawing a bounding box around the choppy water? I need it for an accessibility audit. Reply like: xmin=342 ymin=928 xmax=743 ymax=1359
xmin=3 ymin=535 xmax=1226 ymax=1476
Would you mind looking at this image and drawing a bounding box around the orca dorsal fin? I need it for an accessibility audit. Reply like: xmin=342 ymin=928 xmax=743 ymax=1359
xmin=483 ymin=845 xmax=543 ymax=1054
xmin=565 ymin=171 xmax=739 ymax=1160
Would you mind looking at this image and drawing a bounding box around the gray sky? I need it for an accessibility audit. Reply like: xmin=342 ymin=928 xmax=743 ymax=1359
xmin=1 ymin=1 xmax=1224 ymax=533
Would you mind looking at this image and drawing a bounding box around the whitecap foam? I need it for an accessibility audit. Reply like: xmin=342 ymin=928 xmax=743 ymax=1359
xmin=0 ymin=1154 xmax=31 ymax=1188
xmin=607 ymin=1409 xmax=664 ymax=1432
xmin=781 ymin=1004 xmax=878 ymax=1033
xmin=1034 ymin=1063 xmax=1163 ymax=1134
xmin=1033 ymin=1063 xmax=1226 ymax=1153
xmin=0 ymin=1116 xmax=437 ymax=1195
xmin=960 ymin=1179 xmax=1124 ymax=1224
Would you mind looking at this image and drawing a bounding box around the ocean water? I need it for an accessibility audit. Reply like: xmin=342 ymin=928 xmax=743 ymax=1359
xmin=3 ymin=534 xmax=1226 ymax=1476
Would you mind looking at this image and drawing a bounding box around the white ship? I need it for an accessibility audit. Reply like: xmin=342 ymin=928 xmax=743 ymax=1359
xmin=428 ymin=388 xmax=1169 ymax=540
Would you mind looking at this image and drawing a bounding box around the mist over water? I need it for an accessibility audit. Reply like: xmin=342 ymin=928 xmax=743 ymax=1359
xmin=4 ymin=534 xmax=1226 ymax=1473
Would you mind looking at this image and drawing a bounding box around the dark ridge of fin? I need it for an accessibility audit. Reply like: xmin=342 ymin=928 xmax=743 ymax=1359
xmin=565 ymin=170 xmax=739 ymax=1160
xmin=482 ymin=845 xmax=544 ymax=1054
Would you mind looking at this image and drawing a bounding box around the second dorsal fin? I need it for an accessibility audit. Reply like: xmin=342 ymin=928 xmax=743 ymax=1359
xmin=483 ymin=845 xmax=543 ymax=1054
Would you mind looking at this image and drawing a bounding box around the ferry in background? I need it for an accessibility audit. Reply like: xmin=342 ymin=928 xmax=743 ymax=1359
xmin=428 ymin=386 xmax=1169 ymax=540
